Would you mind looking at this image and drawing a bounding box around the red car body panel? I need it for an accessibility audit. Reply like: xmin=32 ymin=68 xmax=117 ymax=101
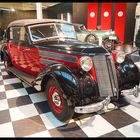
xmin=7 ymin=42 xmax=81 ymax=77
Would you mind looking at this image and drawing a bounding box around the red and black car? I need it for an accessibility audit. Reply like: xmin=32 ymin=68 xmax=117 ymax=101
xmin=1 ymin=19 xmax=140 ymax=122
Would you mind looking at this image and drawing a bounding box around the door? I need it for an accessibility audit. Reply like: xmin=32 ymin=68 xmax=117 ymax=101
xmin=17 ymin=27 xmax=41 ymax=76
xmin=8 ymin=27 xmax=21 ymax=69
xmin=8 ymin=26 xmax=40 ymax=76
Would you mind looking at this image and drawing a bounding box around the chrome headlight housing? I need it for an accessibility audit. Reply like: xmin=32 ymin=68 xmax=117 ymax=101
xmin=80 ymin=56 xmax=93 ymax=72
xmin=116 ymin=51 xmax=126 ymax=63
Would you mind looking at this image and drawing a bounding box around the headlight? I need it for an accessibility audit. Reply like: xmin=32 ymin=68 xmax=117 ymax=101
xmin=116 ymin=51 xmax=126 ymax=63
xmin=80 ymin=56 xmax=93 ymax=71
xmin=86 ymin=35 xmax=96 ymax=44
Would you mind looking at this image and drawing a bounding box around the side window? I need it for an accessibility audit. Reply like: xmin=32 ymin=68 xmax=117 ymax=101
xmin=10 ymin=27 xmax=27 ymax=41
xmin=10 ymin=27 xmax=20 ymax=40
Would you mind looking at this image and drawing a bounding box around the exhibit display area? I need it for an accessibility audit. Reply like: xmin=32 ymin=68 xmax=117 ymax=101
xmin=0 ymin=2 xmax=140 ymax=138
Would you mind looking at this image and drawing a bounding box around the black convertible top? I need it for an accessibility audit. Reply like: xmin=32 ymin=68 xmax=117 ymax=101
xmin=8 ymin=19 xmax=71 ymax=28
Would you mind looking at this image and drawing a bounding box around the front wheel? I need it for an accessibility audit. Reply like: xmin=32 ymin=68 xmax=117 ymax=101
xmin=45 ymin=78 xmax=74 ymax=122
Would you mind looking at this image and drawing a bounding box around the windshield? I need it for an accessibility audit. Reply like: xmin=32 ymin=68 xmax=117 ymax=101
xmin=29 ymin=23 xmax=77 ymax=42
xmin=56 ymin=23 xmax=76 ymax=39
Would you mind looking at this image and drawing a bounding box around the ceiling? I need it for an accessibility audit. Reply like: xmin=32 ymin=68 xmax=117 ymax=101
xmin=0 ymin=3 xmax=60 ymax=11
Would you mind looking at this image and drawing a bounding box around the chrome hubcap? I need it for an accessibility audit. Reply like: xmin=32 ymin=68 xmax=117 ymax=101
xmin=52 ymin=92 xmax=61 ymax=107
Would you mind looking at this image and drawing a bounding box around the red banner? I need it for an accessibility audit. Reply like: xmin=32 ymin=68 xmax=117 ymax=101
xmin=87 ymin=3 xmax=98 ymax=30
xmin=101 ymin=3 xmax=112 ymax=30
xmin=114 ymin=3 xmax=126 ymax=43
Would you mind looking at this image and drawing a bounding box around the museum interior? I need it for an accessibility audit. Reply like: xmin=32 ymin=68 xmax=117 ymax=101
xmin=0 ymin=2 xmax=140 ymax=137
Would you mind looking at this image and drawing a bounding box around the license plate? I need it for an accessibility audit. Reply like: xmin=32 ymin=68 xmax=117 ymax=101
xmin=109 ymin=36 xmax=117 ymax=40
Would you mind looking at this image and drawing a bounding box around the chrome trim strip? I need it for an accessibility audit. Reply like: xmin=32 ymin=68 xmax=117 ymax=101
xmin=39 ymin=50 xmax=77 ymax=63
xmin=40 ymin=58 xmax=63 ymax=65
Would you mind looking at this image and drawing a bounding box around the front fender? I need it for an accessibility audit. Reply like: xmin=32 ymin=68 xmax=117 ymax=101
xmin=36 ymin=63 xmax=80 ymax=98
xmin=116 ymin=57 xmax=139 ymax=89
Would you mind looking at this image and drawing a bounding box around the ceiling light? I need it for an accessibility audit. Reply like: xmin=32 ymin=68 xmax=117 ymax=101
xmin=11 ymin=8 xmax=15 ymax=12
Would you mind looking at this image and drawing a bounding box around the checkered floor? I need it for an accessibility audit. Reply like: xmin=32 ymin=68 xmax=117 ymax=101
xmin=1 ymin=61 xmax=140 ymax=137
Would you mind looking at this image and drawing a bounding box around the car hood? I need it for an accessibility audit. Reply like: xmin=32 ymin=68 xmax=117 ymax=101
xmin=34 ymin=39 xmax=108 ymax=56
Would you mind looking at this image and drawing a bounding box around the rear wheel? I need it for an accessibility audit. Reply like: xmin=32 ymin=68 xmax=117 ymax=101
xmin=46 ymin=78 xmax=74 ymax=122
xmin=4 ymin=53 xmax=13 ymax=75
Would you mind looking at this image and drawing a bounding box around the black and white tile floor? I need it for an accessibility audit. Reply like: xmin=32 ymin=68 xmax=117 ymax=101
xmin=1 ymin=61 xmax=140 ymax=137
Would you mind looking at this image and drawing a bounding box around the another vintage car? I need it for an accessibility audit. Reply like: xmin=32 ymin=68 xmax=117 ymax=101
xmin=1 ymin=19 xmax=140 ymax=122
xmin=73 ymin=23 xmax=119 ymax=49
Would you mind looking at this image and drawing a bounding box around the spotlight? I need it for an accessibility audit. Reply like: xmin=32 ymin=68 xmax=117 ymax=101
xmin=11 ymin=8 xmax=15 ymax=12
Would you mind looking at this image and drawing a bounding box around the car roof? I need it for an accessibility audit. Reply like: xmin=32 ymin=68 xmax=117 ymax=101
xmin=7 ymin=19 xmax=72 ymax=28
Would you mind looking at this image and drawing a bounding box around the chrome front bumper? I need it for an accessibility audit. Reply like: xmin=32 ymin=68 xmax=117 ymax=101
xmin=74 ymin=96 xmax=111 ymax=114
xmin=121 ymin=83 xmax=140 ymax=109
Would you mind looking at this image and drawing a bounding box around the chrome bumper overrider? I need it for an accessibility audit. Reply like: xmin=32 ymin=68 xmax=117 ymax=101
xmin=121 ymin=83 xmax=140 ymax=98
xmin=121 ymin=83 xmax=140 ymax=109
xmin=74 ymin=96 xmax=111 ymax=113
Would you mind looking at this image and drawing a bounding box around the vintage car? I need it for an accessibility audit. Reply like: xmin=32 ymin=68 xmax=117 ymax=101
xmin=1 ymin=19 xmax=140 ymax=122
xmin=73 ymin=23 xmax=119 ymax=49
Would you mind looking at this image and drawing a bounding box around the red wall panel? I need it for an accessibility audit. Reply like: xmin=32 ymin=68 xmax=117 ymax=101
xmin=87 ymin=3 xmax=98 ymax=30
xmin=101 ymin=3 xmax=112 ymax=30
xmin=114 ymin=3 xmax=126 ymax=42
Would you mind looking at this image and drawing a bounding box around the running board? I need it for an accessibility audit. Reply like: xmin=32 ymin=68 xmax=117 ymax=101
xmin=8 ymin=67 xmax=41 ymax=91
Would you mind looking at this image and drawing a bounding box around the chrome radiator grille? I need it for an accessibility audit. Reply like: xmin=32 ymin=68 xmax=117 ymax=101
xmin=93 ymin=55 xmax=119 ymax=97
